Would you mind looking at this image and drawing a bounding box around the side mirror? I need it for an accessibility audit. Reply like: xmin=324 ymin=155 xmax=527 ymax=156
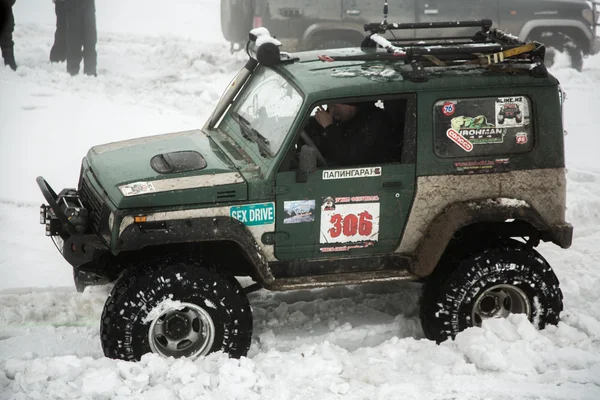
xmin=296 ymin=145 xmax=317 ymax=183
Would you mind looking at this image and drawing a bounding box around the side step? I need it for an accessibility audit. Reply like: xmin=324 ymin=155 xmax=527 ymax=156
xmin=266 ymin=269 xmax=418 ymax=291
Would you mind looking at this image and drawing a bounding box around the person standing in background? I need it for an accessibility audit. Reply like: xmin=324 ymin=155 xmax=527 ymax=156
xmin=49 ymin=0 xmax=66 ymax=63
xmin=0 ymin=0 xmax=17 ymax=71
xmin=50 ymin=0 xmax=97 ymax=76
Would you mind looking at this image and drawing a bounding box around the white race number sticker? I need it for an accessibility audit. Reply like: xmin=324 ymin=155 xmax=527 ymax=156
xmin=320 ymin=203 xmax=380 ymax=244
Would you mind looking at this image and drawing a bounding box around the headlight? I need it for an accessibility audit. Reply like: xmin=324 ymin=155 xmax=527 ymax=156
xmin=108 ymin=212 xmax=115 ymax=231
xmin=582 ymin=8 xmax=598 ymax=25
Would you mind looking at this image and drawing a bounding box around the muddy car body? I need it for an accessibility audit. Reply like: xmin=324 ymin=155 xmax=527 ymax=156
xmin=38 ymin=21 xmax=571 ymax=361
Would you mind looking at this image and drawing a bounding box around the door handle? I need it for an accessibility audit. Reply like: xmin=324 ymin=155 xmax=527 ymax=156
xmin=424 ymin=9 xmax=439 ymax=15
xmin=346 ymin=9 xmax=361 ymax=16
xmin=382 ymin=180 xmax=403 ymax=189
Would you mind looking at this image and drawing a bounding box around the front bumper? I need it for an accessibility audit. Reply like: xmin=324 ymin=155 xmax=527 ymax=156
xmin=38 ymin=177 xmax=108 ymax=268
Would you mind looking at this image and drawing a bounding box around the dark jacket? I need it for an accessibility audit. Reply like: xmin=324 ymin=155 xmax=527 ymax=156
xmin=0 ymin=0 xmax=16 ymax=53
xmin=309 ymin=104 xmax=391 ymax=167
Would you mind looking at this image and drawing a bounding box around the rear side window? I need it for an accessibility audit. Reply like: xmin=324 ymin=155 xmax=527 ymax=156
xmin=434 ymin=96 xmax=533 ymax=158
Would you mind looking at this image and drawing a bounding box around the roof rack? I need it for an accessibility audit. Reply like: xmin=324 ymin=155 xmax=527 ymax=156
xmin=363 ymin=19 xmax=545 ymax=68
xmin=317 ymin=19 xmax=547 ymax=80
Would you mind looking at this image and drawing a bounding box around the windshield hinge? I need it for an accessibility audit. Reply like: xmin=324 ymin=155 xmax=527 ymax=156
xmin=273 ymin=185 xmax=290 ymax=196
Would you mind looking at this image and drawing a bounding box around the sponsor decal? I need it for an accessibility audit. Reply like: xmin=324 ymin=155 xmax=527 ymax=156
xmin=320 ymin=198 xmax=380 ymax=244
xmin=230 ymin=202 xmax=275 ymax=226
xmin=283 ymin=200 xmax=315 ymax=224
xmin=322 ymin=167 xmax=382 ymax=180
xmin=442 ymin=101 xmax=456 ymax=116
xmin=120 ymin=182 xmax=156 ymax=197
xmin=322 ymin=196 xmax=336 ymax=211
xmin=459 ymin=127 xmax=507 ymax=144
xmin=495 ymin=97 xmax=526 ymax=128
xmin=447 ymin=129 xmax=473 ymax=152
xmin=454 ymin=158 xmax=510 ymax=175
xmin=320 ymin=242 xmax=375 ymax=253
xmin=333 ymin=195 xmax=380 ymax=204
xmin=436 ymin=97 xmax=532 ymax=156
xmin=516 ymin=132 xmax=528 ymax=145
xmin=451 ymin=115 xmax=506 ymax=144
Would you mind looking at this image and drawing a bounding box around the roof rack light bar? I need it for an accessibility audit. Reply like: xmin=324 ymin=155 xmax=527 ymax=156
xmin=365 ymin=19 xmax=493 ymax=33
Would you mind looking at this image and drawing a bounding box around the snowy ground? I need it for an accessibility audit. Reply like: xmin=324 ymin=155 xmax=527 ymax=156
xmin=1 ymin=1 xmax=600 ymax=399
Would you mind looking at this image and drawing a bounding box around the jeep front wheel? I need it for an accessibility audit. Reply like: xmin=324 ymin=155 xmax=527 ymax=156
xmin=100 ymin=261 xmax=253 ymax=361
xmin=420 ymin=245 xmax=563 ymax=343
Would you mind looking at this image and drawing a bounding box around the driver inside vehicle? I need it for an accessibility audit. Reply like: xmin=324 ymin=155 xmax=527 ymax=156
xmin=304 ymin=101 xmax=391 ymax=167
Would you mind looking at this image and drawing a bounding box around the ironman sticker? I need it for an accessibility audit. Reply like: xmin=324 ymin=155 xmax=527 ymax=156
xmin=447 ymin=129 xmax=473 ymax=152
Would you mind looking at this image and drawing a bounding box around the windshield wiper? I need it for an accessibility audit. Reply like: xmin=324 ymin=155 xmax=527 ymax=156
xmin=232 ymin=112 xmax=274 ymax=158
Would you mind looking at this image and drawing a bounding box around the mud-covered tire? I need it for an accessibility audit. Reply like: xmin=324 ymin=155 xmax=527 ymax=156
xmin=100 ymin=261 xmax=252 ymax=361
xmin=539 ymin=32 xmax=584 ymax=71
xmin=420 ymin=244 xmax=563 ymax=343
xmin=221 ymin=0 xmax=255 ymax=43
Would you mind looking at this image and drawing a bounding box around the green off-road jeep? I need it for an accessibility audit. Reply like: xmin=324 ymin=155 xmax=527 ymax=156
xmin=38 ymin=19 xmax=572 ymax=361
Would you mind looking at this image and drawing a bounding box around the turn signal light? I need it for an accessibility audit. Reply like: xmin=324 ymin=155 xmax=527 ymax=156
xmin=134 ymin=216 xmax=147 ymax=223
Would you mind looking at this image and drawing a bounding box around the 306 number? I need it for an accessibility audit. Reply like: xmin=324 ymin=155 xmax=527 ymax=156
xmin=329 ymin=211 xmax=373 ymax=238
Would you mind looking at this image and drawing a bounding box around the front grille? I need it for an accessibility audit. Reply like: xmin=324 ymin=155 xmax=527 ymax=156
xmin=79 ymin=176 xmax=103 ymax=232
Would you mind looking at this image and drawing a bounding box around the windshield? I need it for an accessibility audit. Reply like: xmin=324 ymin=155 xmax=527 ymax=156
xmin=229 ymin=68 xmax=303 ymax=156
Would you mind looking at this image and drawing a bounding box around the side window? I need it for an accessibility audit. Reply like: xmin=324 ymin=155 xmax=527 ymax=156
xmin=434 ymin=96 xmax=533 ymax=158
xmin=279 ymin=96 xmax=415 ymax=172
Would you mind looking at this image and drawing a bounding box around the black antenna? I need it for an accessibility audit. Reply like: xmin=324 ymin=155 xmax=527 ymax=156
xmin=383 ymin=0 xmax=388 ymax=25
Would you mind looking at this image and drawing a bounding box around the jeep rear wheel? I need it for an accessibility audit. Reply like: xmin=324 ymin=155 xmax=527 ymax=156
xmin=420 ymin=244 xmax=563 ymax=343
xmin=100 ymin=261 xmax=252 ymax=361
xmin=536 ymin=31 xmax=584 ymax=71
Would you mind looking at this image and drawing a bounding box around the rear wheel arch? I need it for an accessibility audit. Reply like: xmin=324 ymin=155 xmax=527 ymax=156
xmin=303 ymin=26 xmax=365 ymax=50
xmin=525 ymin=25 xmax=591 ymax=54
xmin=526 ymin=26 xmax=588 ymax=70
xmin=411 ymin=199 xmax=555 ymax=278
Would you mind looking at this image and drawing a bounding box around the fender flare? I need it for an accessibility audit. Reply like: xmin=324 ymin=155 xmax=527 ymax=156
xmin=518 ymin=19 xmax=593 ymax=43
xmin=117 ymin=216 xmax=275 ymax=285
xmin=302 ymin=22 xmax=365 ymax=48
xmin=411 ymin=198 xmax=572 ymax=278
